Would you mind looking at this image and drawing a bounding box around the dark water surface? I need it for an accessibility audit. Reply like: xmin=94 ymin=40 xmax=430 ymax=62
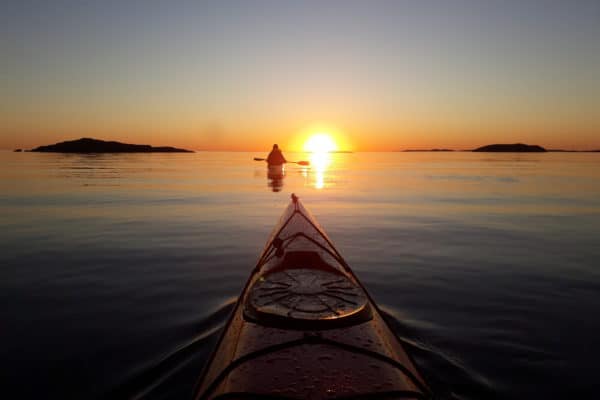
xmin=1 ymin=151 xmax=599 ymax=399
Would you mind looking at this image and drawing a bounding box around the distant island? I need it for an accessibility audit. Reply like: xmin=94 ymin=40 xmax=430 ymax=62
xmin=403 ymin=149 xmax=454 ymax=152
xmin=472 ymin=143 xmax=546 ymax=152
xmin=30 ymin=138 xmax=194 ymax=153
xmin=397 ymin=144 xmax=552 ymax=152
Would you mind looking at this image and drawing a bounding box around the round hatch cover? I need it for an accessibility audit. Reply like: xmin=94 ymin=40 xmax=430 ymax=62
xmin=245 ymin=268 xmax=370 ymax=328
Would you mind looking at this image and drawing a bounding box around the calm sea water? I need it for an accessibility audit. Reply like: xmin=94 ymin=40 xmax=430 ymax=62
xmin=1 ymin=150 xmax=599 ymax=399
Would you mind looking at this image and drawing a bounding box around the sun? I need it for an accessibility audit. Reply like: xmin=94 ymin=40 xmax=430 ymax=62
xmin=303 ymin=133 xmax=338 ymax=153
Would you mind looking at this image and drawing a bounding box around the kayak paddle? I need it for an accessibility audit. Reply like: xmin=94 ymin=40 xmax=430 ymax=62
xmin=254 ymin=157 xmax=310 ymax=166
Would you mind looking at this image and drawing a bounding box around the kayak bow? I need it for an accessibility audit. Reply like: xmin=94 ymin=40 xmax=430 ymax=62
xmin=194 ymin=194 xmax=431 ymax=400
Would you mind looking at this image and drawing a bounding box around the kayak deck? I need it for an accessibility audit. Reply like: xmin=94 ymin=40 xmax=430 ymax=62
xmin=194 ymin=194 xmax=431 ymax=399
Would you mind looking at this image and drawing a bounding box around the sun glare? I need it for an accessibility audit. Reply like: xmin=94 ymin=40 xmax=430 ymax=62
xmin=303 ymin=133 xmax=338 ymax=153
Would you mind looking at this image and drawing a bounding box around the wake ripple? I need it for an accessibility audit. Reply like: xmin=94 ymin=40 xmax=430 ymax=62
xmin=107 ymin=300 xmax=497 ymax=400
xmin=380 ymin=307 xmax=500 ymax=400
xmin=105 ymin=298 xmax=237 ymax=400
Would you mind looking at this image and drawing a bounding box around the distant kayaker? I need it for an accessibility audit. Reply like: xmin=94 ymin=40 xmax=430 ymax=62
xmin=266 ymin=144 xmax=287 ymax=166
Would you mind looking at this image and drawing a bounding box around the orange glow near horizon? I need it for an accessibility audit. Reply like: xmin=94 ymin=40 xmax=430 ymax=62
xmin=2 ymin=123 xmax=599 ymax=152
xmin=299 ymin=131 xmax=338 ymax=189
xmin=303 ymin=133 xmax=338 ymax=153
xmin=285 ymin=123 xmax=354 ymax=153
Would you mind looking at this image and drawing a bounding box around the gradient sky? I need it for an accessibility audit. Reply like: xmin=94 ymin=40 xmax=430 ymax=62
xmin=1 ymin=0 xmax=599 ymax=151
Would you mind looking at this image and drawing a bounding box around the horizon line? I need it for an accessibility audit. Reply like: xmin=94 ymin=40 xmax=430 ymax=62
xmin=4 ymin=148 xmax=600 ymax=153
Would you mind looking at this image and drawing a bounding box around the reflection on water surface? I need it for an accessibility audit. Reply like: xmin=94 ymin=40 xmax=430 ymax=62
xmin=1 ymin=151 xmax=600 ymax=399
xmin=309 ymin=151 xmax=333 ymax=190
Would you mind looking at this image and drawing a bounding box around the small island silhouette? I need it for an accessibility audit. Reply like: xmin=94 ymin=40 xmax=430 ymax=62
xmin=472 ymin=143 xmax=546 ymax=152
xmin=30 ymin=138 xmax=193 ymax=153
xmin=403 ymin=148 xmax=454 ymax=152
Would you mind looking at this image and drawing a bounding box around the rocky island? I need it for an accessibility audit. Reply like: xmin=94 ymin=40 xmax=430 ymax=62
xmin=473 ymin=143 xmax=546 ymax=152
xmin=31 ymin=138 xmax=194 ymax=153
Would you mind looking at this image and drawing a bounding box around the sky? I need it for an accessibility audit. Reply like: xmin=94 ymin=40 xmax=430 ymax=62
xmin=1 ymin=0 xmax=599 ymax=151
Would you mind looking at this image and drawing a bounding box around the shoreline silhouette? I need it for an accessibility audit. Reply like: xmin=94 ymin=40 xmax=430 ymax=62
xmin=12 ymin=140 xmax=598 ymax=153
xmin=403 ymin=149 xmax=454 ymax=152
xmin=398 ymin=143 xmax=599 ymax=152
xmin=30 ymin=138 xmax=194 ymax=153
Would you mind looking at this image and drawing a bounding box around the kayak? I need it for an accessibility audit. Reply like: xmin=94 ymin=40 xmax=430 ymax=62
xmin=194 ymin=194 xmax=431 ymax=399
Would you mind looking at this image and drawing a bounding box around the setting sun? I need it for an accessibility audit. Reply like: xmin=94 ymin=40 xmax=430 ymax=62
xmin=303 ymin=133 xmax=338 ymax=153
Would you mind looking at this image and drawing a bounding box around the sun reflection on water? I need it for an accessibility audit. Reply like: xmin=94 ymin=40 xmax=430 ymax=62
xmin=310 ymin=152 xmax=332 ymax=189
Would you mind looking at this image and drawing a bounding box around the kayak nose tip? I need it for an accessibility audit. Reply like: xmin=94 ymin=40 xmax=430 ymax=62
xmin=291 ymin=193 xmax=299 ymax=203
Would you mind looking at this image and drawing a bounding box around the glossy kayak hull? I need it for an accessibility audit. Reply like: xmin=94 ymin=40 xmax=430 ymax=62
xmin=194 ymin=194 xmax=431 ymax=399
